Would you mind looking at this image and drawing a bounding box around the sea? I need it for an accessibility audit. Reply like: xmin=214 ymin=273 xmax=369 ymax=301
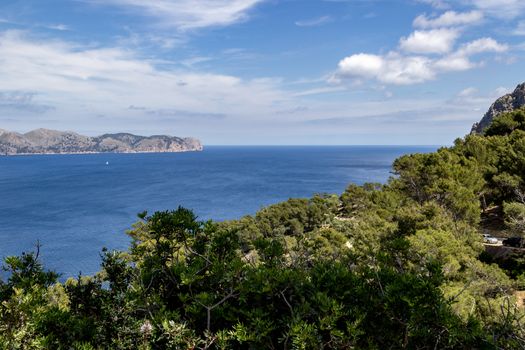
xmin=0 ymin=146 xmax=437 ymax=278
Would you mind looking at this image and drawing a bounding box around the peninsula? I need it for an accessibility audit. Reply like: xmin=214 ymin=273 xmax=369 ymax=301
xmin=0 ymin=128 xmax=203 ymax=155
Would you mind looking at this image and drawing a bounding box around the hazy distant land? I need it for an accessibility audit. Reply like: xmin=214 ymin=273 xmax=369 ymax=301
xmin=0 ymin=128 xmax=202 ymax=155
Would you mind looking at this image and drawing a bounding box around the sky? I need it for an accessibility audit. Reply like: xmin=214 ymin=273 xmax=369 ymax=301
xmin=0 ymin=0 xmax=524 ymax=145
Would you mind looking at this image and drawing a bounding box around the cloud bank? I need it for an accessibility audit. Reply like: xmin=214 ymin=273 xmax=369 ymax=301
xmin=333 ymin=1 xmax=510 ymax=86
xmin=0 ymin=30 xmax=290 ymax=133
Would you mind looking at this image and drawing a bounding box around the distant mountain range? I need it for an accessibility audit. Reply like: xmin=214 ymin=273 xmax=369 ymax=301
xmin=0 ymin=128 xmax=203 ymax=155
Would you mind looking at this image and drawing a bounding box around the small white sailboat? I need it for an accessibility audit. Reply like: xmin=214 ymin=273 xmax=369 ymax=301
xmin=105 ymin=161 xmax=109 ymax=165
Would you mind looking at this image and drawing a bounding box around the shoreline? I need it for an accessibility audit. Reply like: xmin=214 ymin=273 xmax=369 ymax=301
xmin=0 ymin=148 xmax=204 ymax=156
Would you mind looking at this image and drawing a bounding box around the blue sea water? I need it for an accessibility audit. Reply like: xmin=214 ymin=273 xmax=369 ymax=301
xmin=0 ymin=146 xmax=437 ymax=277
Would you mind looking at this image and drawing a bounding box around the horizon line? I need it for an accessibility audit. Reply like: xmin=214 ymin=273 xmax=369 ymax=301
xmin=202 ymin=144 xmax=444 ymax=147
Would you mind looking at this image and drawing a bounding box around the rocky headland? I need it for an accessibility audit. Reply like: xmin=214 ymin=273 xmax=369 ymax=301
xmin=471 ymin=83 xmax=525 ymax=134
xmin=0 ymin=128 xmax=203 ymax=155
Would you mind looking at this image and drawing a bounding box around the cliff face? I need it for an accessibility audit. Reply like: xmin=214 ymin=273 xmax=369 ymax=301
xmin=0 ymin=128 xmax=203 ymax=155
xmin=472 ymin=83 xmax=525 ymax=134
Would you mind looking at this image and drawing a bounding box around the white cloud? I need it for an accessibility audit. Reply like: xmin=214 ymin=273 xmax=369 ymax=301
xmin=456 ymin=37 xmax=508 ymax=55
xmin=399 ymin=29 xmax=459 ymax=54
xmin=434 ymin=37 xmax=508 ymax=73
xmin=337 ymin=53 xmax=435 ymax=85
xmin=90 ymin=0 xmax=263 ymax=30
xmin=379 ymin=55 xmax=435 ymax=84
xmin=335 ymin=36 xmax=507 ymax=85
xmin=295 ymin=16 xmax=332 ymax=27
xmin=468 ymin=0 xmax=525 ymax=18
xmin=413 ymin=11 xmax=483 ymax=28
xmin=337 ymin=53 xmax=384 ymax=78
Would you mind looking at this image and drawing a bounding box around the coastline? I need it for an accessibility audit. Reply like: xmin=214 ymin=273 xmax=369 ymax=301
xmin=0 ymin=147 xmax=204 ymax=156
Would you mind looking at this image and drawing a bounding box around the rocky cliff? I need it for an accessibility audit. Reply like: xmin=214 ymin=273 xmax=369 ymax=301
xmin=472 ymin=83 xmax=525 ymax=134
xmin=0 ymin=128 xmax=203 ymax=155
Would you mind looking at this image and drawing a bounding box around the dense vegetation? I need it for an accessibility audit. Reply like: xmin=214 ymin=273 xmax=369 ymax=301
xmin=2 ymin=110 xmax=525 ymax=349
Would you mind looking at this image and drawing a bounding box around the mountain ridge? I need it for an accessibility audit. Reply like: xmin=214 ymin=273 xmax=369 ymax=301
xmin=0 ymin=129 xmax=203 ymax=155
xmin=472 ymin=82 xmax=525 ymax=134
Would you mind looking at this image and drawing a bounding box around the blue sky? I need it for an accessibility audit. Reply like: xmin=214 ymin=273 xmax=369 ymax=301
xmin=0 ymin=0 xmax=524 ymax=145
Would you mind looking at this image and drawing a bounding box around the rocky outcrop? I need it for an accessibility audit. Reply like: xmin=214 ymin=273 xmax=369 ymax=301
xmin=472 ymin=83 xmax=525 ymax=134
xmin=0 ymin=128 xmax=203 ymax=155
